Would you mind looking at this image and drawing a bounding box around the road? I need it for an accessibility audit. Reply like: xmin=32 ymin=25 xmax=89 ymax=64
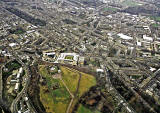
xmin=10 ymin=53 xmax=37 ymax=113
xmin=0 ymin=59 xmax=15 ymax=112
xmin=103 ymin=66 xmax=136 ymax=113
xmin=143 ymin=68 xmax=160 ymax=90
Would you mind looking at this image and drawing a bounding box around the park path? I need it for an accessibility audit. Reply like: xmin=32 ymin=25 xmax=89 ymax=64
xmin=60 ymin=77 xmax=74 ymax=113
xmin=61 ymin=72 xmax=82 ymax=113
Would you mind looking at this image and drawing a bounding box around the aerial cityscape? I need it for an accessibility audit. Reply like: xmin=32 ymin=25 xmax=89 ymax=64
xmin=0 ymin=0 xmax=160 ymax=113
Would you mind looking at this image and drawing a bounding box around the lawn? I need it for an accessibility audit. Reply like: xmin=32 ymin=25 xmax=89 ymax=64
xmin=65 ymin=55 xmax=74 ymax=60
xmin=60 ymin=66 xmax=97 ymax=97
xmin=39 ymin=65 xmax=71 ymax=113
xmin=61 ymin=66 xmax=80 ymax=94
xmin=39 ymin=65 xmax=97 ymax=113
xmin=121 ymin=0 xmax=140 ymax=7
xmin=77 ymin=104 xmax=100 ymax=113
xmin=72 ymin=69 xmax=97 ymax=112
xmin=102 ymin=7 xmax=117 ymax=12
xmin=150 ymin=16 xmax=160 ymax=23
xmin=78 ymin=72 xmax=96 ymax=97
xmin=60 ymin=66 xmax=97 ymax=112
xmin=151 ymin=23 xmax=159 ymax=28
xmin=77 ymin=104 xmax=93 ymax=113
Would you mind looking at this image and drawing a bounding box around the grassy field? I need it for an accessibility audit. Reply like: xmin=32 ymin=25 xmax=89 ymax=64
xmin=60 ymin=66 xmax=96 ymax=97
xmin=65 ymin=55 xmax=74 ymax=60
xmin=78 ymin=72 xmax=96 ymax=97
xmin=39 ymin=65 xmax=97 ymax=113
xmin=60 ymin=66 xmax=97 ymax=112
xmin=102 ymin=7 xmax=117 ymax=12
xmin=121 ymin=0 xmax=140 ymax=7
xmin=61 ymin=66 xmax=80 ymax=94
xmin=77 ymin=104 xmax=100 ymax=113
xmin=77 ymin=104 xmax=93 ymax=113
xmin=39 ymin=65 xmax=70 ymax=113
xmin=151 ymin=23 xmax=159 ymax=28
xmin=150 ymin=16 xmax=160 ymax=22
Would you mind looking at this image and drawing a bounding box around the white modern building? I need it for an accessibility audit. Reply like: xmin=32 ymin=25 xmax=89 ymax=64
xmin=56 ymin=53 xmax=79 ymax=65
xmin=117 ymin=33 xmax=133 ymax=40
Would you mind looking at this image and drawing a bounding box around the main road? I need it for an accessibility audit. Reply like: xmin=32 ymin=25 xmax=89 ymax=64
xmin=10 ymin=52 xmax=37 ymax=113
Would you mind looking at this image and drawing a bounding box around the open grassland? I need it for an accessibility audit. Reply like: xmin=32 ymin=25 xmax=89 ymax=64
xmin=60 ymin=66 xmax=96 ymax=113
xmin=39 ymin=65 xmax=97 ymax=113
xmin=77 ymin=104 xmax=92 ymax=113
xmin=78 ymin=71 xmax=96 ymax=97
xmin=60 ymin=66 xmax=96 ymax=97
xmin=150 ymin=16 xmax=160 ymax=22
xmin=102 ymin=7 xmax=117 ymax=12
xmin=77 ymin=104 xmax=100 ymax=113
xmin=121 ymin=0 xmax=141 ymax=7
xmin=61 ymin=66 xmax=80 ymax=94
xmin=39 ymin=65 xmax=70 ymax=113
